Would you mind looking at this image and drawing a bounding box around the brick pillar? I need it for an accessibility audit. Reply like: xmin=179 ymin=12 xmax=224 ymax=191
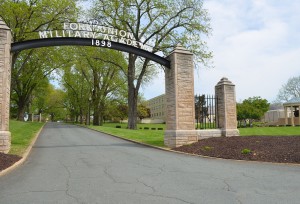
xmin=0 ymin=19 xmax=12 ymax=153
xmin=215 ymin=77 xmax=239 ymax=137
xmin=164 ymin=45 xmax=197 ymax=148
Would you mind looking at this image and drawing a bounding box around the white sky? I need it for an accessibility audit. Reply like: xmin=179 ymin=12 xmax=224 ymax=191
xmin=141 ymin=0 xmax=300 ymax=103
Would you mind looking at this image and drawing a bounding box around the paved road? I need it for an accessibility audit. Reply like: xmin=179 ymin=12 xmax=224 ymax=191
xmin=0 ymin=123 xmax=300 ymax=204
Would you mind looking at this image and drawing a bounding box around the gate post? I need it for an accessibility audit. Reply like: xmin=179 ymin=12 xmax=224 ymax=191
xmin=215 ymin=77 xmax=239 ymax=136
xmin=164 ymin=45 xmax=197 ymax=148
xmin=0 ymin=19 xmax=12 ymax=153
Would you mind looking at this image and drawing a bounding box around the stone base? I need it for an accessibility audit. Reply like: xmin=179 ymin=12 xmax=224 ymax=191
xmin=221 ymin=129 xmax=240 ymax=137
xmin=0 ymin=131 xmax=11 ymax=153
xmin=164 ymin=130 xmax=198 ymax=148
xmin=197 ymin=129 xmax=222 ymax=140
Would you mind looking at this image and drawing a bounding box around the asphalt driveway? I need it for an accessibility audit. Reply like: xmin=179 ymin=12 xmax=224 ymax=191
xmin=0 ymin=122 xmax=299 ymax=203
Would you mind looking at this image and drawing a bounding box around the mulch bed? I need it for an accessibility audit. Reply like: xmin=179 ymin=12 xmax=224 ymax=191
xmin=0 ymin=153 xmax=21 ymax=172
xmin=173 ymin=136 xmax=300 ymax=164
xmin=1 ymin=137 xmax=300 ymax=172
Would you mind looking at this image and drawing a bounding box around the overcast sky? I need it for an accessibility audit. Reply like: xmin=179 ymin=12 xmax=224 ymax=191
xmin=142 ymin=0 xmax=300 ymax=103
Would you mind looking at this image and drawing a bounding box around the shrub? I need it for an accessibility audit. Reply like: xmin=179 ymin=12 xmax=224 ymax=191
xmin=144 ymin=127 xmax=149 ymax=130
xmin=203 ymin=146 xmax=214 ymax=151
xmin=241 ymin=148 xmax=251 ymax=154
xmin=151 ymin=128 xmax=156 ymax=130
xmin=158 ymin=128 xmax=163 ymax=130
xmin=115 ymin=125 xmax=121 ymax=128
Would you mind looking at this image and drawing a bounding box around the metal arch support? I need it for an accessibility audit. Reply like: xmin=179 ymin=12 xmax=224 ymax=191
xmin=11 ymin=37 xmax=170 ymax=68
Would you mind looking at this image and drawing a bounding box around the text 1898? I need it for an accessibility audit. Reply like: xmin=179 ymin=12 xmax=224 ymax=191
xmin=91 ymin=39 xmax=112 ymax=47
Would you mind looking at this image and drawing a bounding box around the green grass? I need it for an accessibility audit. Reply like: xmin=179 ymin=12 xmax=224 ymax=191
xmin=239 ymin=126 xmax=300 ymax=136
xmin=86 ymin=123 xmax=300 ymax=148
xmin=89 ymin=123 xmax=165 ymax=147
xmin=101 ymin=123 xmax=166 ymax=130
xmin=9 ymin=120 xmax=45 ymax=156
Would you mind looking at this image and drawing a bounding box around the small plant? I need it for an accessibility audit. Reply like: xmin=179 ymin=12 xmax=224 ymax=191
xmin=158 ymin=128 xmax=163 ymax=130
xmin=151 ymin=128 xmax=156 ymax=130
xmin=203 ymin=146 xmax=214 ymax=151
xmin=115 ymin=125 xmax=121 ymax=128
xmin=241 ymin=148 xmax=251 ymax=154
xmin=144 ymin=127 xmax=149 ymax=130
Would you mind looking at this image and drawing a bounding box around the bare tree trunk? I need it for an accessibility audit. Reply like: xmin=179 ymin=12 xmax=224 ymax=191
xmin=17 ymin=102 xmax=26 ymax=121
xmin=127 ymin=54 xmax=138 ymax=129
xmin=79 ymin=108 xmax=84 ymax=124
xmin=128 ymin=88 xmax=138 ymax=129
xmin=99 ymin=100 xmax=105 ymax=126
xmin=93 ymin=107 xmax=100 ymax=126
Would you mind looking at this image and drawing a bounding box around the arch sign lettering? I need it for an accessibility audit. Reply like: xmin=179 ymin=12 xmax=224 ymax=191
xmin=1 ymin=18 xmax=200 ymax=153
xmin=11 ymin=20 xmax=170 ymax=68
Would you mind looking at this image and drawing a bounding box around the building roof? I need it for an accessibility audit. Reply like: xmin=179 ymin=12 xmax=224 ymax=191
xmin=283 ymin=97 xmax=300 ymax=106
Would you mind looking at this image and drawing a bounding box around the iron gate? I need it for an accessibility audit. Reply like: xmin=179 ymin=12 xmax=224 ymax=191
xmin=195 ymin=94 xmax=218 ymax=129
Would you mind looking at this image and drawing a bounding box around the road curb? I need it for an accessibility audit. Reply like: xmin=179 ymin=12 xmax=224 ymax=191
xmin=80 ymin=125 xmax=300 ymax=167
xmin=0 ymin=124 xmax=45 ymax=177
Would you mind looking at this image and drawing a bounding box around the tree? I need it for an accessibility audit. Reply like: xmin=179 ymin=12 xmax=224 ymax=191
xmin=62 ymin=49 xmax=91 ymax=124
xmin=276 ymin=76 xmax=300 ymax=102
xmin=80 ymin=48 xmax=127 ymax=126
xmin=31 ymin=84 xmax=67 ymax=121
xmin=237 ymin=96 xmax=270 ymax=127
xmin=0 ymin=0 xmax=78 ymax=120
xmin=91 ymin=0 xmax=212 ymax=129
xmin=137 ymin=104 xmax=150 ymax=121
xmin=108 ymin=103 xmax=128 ymax=122
xmin=10 ymin=47 xmax=71 ymax=120
xmin=62 ymin=47 xmax=127 ymax=125
xmin=116 ymin=104 xmax=128 ymax=122
xmin=236 ymin=102 xmax=248 ymax=127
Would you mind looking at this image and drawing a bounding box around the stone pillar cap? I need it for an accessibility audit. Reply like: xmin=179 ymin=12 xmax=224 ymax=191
xmin=216 ymin=77 xmax=235 ymax=86
xmin=0 ymin=18 xmax=10 ymax=30
xmin=170 ymin=43 xmax=193 ymax=55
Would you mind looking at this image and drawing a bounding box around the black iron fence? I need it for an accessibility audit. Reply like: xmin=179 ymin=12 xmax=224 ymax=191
xmin=195 ymin=94 xmax=218 ymax=129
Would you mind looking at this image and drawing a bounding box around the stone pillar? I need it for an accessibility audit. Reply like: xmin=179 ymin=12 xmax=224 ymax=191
xmin=0 ymin=19 xmax=12 ymax=153
xmin=284 ymin=106 xmax=288 ymax=125
xmin=298 ymin=106 xmax=300 ymax=126
xmin=164 ymin=45 xmax=197 ymax=148
xmin=291 ymin=106 xmax=294 ymax=126
xmin=215 ymin=77 xmax=239 ymax=136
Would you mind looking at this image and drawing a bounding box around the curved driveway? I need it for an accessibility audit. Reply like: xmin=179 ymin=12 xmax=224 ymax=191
xmin=0 ymin=122 xmax=299 ymax=203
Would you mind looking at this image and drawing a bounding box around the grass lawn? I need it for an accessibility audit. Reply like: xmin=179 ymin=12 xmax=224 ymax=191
xmin=9 ymin=120 xmax=45 ymax=156
xmin=89 ymin=123 xmax=165 ymax=147
xmin=87 ymin=123 xmax=300 ymax=148
xmin=239 ymin=126 xmax=300 ymax=136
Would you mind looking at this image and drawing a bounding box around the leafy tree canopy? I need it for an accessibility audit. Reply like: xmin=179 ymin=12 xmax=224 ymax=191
xmin=0 ymin=0 xmax=79 ymax=120
xmin=90 ymin=0 xmax=212 ymax=129
xmin=237 ymin=96 xmax=270 ymax=125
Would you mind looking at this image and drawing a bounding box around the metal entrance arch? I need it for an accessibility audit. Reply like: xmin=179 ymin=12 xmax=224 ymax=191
xmin=1 ymin=19 xmax=199 ymax=153
xmin=11 ymin=37 xmax=170 ymax=68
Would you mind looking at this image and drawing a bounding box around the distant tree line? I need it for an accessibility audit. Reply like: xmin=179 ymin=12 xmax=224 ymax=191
xmin=1 ymin=0 xmax=211 ymax=128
